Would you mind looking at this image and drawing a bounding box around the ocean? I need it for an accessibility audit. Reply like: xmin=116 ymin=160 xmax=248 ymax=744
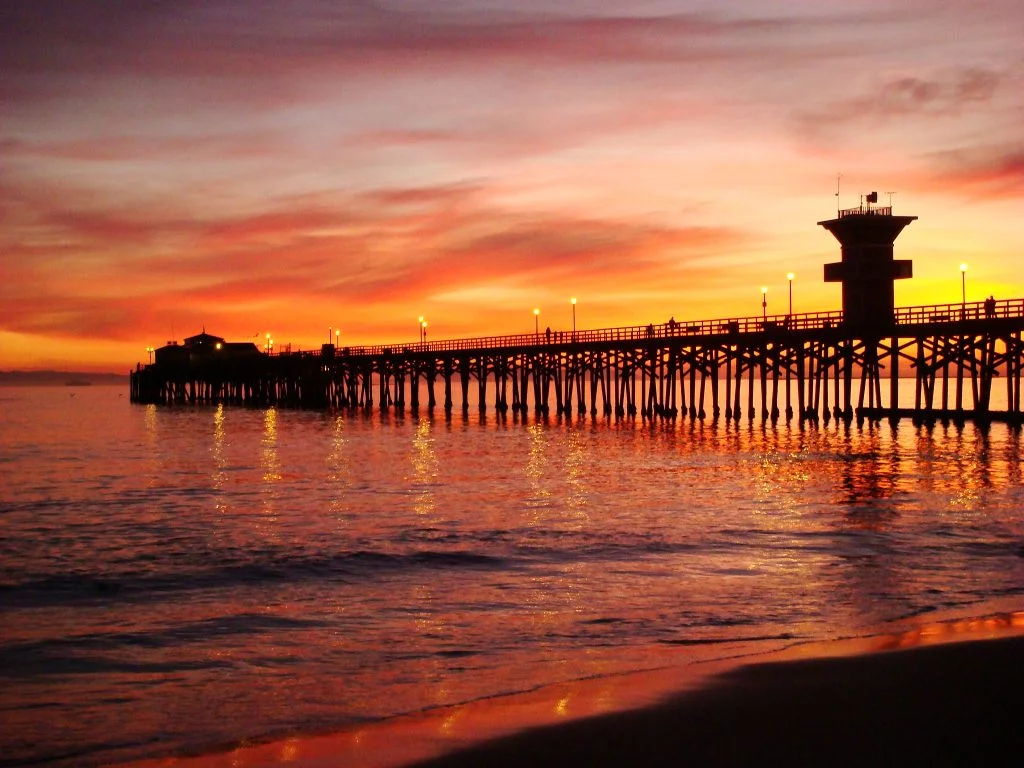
xmin=2 ymin=384 xmax=1023 ymax=767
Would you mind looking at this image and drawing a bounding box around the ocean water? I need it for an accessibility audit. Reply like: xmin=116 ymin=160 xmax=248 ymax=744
xmin=1 ymin=384 xmax=1023 ymax=767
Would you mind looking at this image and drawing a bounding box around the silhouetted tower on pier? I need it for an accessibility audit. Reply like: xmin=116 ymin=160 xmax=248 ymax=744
xmin=819 ymin=193 xmax=916 ymax=332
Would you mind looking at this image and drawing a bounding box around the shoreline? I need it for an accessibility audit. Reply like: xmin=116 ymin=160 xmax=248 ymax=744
xmin=116 ymin=606 xmax=1024 ymax=768
xmin=413 ymin=621 xmax=1024 ymax=767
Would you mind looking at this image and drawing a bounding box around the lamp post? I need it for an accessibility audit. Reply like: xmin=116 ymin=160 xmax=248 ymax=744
xmin=418 ymin=316 xmax=425 ymax=343
xmin=570 ymin=297 xmax=577 ymax=334
xmin=534 ymin=308 xmax=540 ymax=336
xmin=421 ymin=321 xmax=427 ymax=344
xmin=786 ymin=273 xmax=794 ymax=315
xmin=335 ymin=329 xmax=340 ymax=348
xmin=761 ymin=287 xmax=767 ymax=319
xmin=960 ymin=263 xmax=967 ymax=306
xmin=265 ymin=333 xmax=271 ymax=353
xmin=146 ymin=346 xmax=154 ymax=364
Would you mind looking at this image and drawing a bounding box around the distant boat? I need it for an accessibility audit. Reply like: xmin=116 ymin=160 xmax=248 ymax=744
xmin=65 ymin=379 xmax=92 ymax=387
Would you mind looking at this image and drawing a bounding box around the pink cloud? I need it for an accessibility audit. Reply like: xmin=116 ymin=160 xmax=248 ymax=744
xmin=2 ymin=3 xmax=907 ymax=111
xmin=2 ymin=133 xmax=282 ymax=163
xmin=799 ymin=68 xmax=1002 ymax=134
xmin=921 ymin=147 xmax=1024 ymax=199
xmin=0 ymin=169 xmax=750 ymax=349
xmin=3 ymin=2 xmax=1022 ymax=370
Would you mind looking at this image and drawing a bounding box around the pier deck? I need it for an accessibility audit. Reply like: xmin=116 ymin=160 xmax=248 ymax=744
xmin=130 ymin=298 xmax=1024 ymax=425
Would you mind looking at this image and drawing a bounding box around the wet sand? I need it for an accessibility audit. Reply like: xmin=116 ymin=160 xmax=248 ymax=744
xmin=119 ymin=610 xmax=1024 ymax=768
xmin=412 ymin=631 xmax=1024 ymax=767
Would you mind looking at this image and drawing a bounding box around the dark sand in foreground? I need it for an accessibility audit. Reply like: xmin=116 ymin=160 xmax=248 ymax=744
xmin=411 ymin=634 xmax=1024 ymax=767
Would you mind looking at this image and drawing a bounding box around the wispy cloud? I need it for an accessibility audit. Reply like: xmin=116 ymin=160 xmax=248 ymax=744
xmin=2 ymin=1 xmax=1022 ymax=368
xmin=800 ymin=68 xmax=1002 ymax=131
xmin=921 ymin=145 xmax=1024 ymax=198
xmin=0 ymin=172 xmax=748 ymax=344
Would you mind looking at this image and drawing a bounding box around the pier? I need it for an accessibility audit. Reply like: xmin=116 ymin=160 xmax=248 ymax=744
xmin=130 ymin=205 xmax=1024 ymax=424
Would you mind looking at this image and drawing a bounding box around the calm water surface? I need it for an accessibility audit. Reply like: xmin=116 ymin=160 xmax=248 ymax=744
xmin=1 ymin=385 xmax=1023 ymax=766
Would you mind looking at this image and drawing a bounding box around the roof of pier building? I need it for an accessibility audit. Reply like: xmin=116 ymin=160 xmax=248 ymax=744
xmin=183 ymin=331 xmax=226 ymax=348
xmin=175 ymin=331 xmax=261 ymax=359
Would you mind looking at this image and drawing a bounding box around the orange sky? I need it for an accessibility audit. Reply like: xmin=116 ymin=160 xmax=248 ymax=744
xmin=1 ymin=1 xmax=1022 ymax=372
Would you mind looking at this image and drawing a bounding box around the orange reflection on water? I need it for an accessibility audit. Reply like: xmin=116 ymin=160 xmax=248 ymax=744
xmin=211 ymin=404 xmax=227 ymax=505
xmin=440 ymin=710 xmax=462 ymax=734
xmin=411 ymin=417 xmax=438 ymax=518
xmin=555 ymin=693 xmax=571 ymax=717
xmin=875 ymin=610 xmax=1024 ymax=651
xmin=278 ymin=737 xmax=299 ymax=762
xmin=525 ymin=423 xmax=552 ymax=519
xmin=261 ymin=408 xmax=280 ymax=483
xmin=258 ymin=407 xmax=281 ymax=536
xmin=326 ymin=414 xmax=351 ymax=522
xmin=563 ymin=429 xmax=589 ymax=524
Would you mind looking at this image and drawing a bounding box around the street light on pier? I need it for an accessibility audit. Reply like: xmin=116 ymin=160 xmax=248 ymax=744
xmin=328 ymin=326 xmax=333 ymax=345
xmin=418 ymin=316 xmax=425 ymax=343
xmin=761 ymin=286 xmax=768 ymax=320
xmin=265 ymin=333 xmax=271 ymax=353
xmin=145 ymin=346 xmax=154 ymax=364
xmin=960 ymin=263 xmax=968 ymax=306
xmin=533 ymin=308 xmax=540 ymax=336
xmin=421 ymin=321 xmax=427 ymax=344
xmin=335 ymin=329 xmax=340 ymax=347
xmin=787 ymin=273 xmax=794 ymax=315
xmin=570 ymin=297 xmax=577 ymax=334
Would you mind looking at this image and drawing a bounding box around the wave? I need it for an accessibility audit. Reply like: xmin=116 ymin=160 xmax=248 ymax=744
xmin=0 ymin=547 xmax=515 ymax=608
xmin=0 ymin=521 xmax=867 ymax=612
xmin=0 ymin=520 xmax=724 ymax=608
xmin=0 ymin=613 xmax=323 ymax=679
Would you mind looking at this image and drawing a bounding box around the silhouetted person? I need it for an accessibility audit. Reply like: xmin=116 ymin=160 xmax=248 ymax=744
xmin=545 ymin=327 xmax=551 ymax=343
xmin=646 ymin=323 xmax=654 ymax=338
xmin=985 ymin=295 xmax=996 ymax=318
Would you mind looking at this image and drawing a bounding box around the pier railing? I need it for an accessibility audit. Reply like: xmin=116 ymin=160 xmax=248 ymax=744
xmin=838 ymin=205 xmax=892 ymax=218
xmin=291 ymin=313 xmax=842 ymax=358
xmin=895 ymin=298 xmax=1021 ymax=325
xmin=276 ymin=298 xmax=1023 ymax=360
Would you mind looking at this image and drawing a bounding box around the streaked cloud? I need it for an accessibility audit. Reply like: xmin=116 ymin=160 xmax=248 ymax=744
xmin=1 ymin=0 xmax=1022 ymax=369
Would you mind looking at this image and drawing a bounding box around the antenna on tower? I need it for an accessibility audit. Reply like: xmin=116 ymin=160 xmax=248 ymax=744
xmin=836 ymin=173 xmax=842 ymax=215
xmin=886 ymin=191 xmax=896 ymax=209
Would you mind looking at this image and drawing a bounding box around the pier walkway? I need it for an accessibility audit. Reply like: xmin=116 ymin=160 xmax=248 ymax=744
xmin=130 ymin=297 xmax=1024 ymax=425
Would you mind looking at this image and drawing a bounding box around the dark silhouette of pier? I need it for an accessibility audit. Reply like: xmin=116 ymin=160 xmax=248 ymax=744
xmin=130 ymin=205 xmax=1024 ymax=425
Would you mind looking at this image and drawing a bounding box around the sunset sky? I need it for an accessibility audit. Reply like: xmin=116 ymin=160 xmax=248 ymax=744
xmin=2 ymin=1 xmax=1022 ymax=372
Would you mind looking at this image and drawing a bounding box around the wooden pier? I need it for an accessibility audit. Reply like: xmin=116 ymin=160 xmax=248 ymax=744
xmin=130 ymin=205 xmax=1024 ymax=424
xmin=129 ymin=299 xmax=1024 ymax=425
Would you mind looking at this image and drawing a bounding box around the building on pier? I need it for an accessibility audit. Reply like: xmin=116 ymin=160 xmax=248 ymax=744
xmin=819 ymin=195 xmax=916 ymax=333
xmin=153 ymin=332 xmax=261 ymax=365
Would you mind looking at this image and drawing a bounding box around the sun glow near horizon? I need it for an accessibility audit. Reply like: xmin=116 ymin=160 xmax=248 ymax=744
xmin=1 ymin=1 xmax=1021 ymax=372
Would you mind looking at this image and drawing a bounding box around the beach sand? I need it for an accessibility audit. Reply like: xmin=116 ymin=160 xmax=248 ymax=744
xmin=412 ymin=630 xmax=1024 ymax=767
xmin=120 ymin=610 xmax=1024 ymax=768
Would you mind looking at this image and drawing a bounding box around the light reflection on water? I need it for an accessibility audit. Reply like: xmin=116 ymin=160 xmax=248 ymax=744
xmin=411 ymin=416 xmax=439 ymax=519
xmin=0 ymin=385 xmax=1023 ymax=767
